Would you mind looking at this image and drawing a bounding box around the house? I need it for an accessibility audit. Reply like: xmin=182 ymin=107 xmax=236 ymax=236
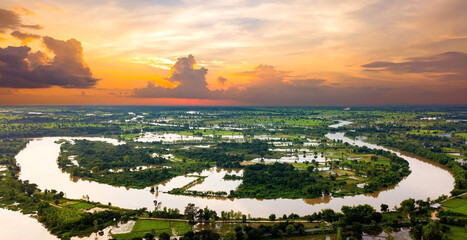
xmin=430 ymin=203 xmax=441 ymax=209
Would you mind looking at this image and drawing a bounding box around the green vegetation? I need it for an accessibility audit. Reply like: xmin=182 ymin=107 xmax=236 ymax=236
xmin=230 ymin=145 xmax=409 ymax=199
xmin=112 ymin=220 xmax=190 ymax=239
xmin=67 ymin=202 xmax=96 ymax=210
xmin=58 ymin=140 xmax=207 ymax=188
xmin=180 ymin=129 xmax=242 ymax=136
xmin=444 ymin=225 xmax=467 ymax=240
xmin=1 ymin=106 xmax=466 ymax=239
xmin=232 ymin=163 xmax=330 ymax=198
xmin=0 ymin=138 xmax=139 ymax=239
xmin=37 ymin=202 xmax=121 ymax=239
xmin=441 ymin=195 xmax=467 ymax=215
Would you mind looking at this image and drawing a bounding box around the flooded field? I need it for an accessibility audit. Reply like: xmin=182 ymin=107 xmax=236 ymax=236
xmin=188 ymin=168 xmax=243 ymax=193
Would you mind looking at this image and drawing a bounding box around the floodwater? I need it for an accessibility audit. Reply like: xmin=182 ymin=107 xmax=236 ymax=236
xmin=329 ymin=120 xmax=353 ymax=128
xmin=188 ymin=168 xmax=243 ymax=193
xmin=0 ymin=208 xmax=58 ymax=240
xmin=71 ymin=220 xmax=135 ymax=240
xmin=251 ymin=153 xmax=327 ymax=164
xmin=15 ymin=133 xmax=454 ymax=218
xmin=136 ymin=132 xmax=203 ymax=143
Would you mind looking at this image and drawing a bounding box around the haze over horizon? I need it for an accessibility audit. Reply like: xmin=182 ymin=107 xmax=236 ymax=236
xmin=0 ymin=0 xmax=466 ymax=106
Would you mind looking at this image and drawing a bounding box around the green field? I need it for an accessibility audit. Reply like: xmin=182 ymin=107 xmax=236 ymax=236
xmin=442 ymin=195 xmax=467 ymax=215
xmin=455 ymin=133 xmax=467 ymax=140
xmin=406 ymin=129 xmax=445 ymax=136
xmin=444 ymin=225 xmax=467 ymax=240
xmin=112 ymin=220 xmax=191 ymax=239
xmin=172 ymin=221 xmax=192 ymax=235
xmin=120 ymin=133 xmax=141 ymax=140
xmin=67 ymin=202 xmax=96 ymax=210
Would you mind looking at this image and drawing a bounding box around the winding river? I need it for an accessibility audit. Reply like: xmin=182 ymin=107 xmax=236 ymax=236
xmin=2 ymin=123 xmax=455 ymax=238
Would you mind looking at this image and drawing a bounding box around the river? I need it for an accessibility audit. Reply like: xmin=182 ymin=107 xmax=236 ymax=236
xmin=2 ymin=125 xmax=455 ymax=237
xmin=13 ymin=134 xmax=454 ymax=217
xmin=0 ymin=208 xmax=58 ymax=240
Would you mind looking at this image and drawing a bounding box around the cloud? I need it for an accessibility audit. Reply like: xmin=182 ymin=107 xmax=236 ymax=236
xmin=0 ymin=8 xmax=43 ymax=33
xmin=133 ymin=54 xmax=221 ymax=98
xmin=11 ymin=30 xmax=41 ymax=44
xmin=131 ymin=53 xmax=466 ymax=105
xmin=237 ymin=64 xmax=290 ymax=86
xmin=12 ymin=6 xmax=35 ymax=16
xmin=21 ymin=24 xmax=43 ymax=30
xmin=0 ymin=88 xmax=17 ymax=95
xmin=133 ymin=55 xmax=336 ymax=104
xmin=0 ymin=37 xmax=100 ymax=88
xmin=0 ymin=8 xmax=21 ymax=32
xmin=361 ymin=51 xmax=467 ymax=81
xmin=217 ymin=76 xmax=227 ymax=86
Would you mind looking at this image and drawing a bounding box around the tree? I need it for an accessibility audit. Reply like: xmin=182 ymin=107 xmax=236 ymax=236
xmin=158 ymin=232 xmax=170 ymax=240
xmin=278 ymin=230 xmax=284 ymax=239
xmin=380 ymin=204 xmax=389 ymax=212
xmin=336 ymin=227 xmax=343 ymax=240
xmin=341 ymin=204 xmax=381 ymax=224
xmin=352 ymin=222 xmax=363 ymax=239
xmin=93 ymin=219 xmax=98 ymax=231
xmin=224 ymin=232 xmax=235 ymax=240
xmin=423 ymin=221 xmax=444 ymax=240
xmin=210 ymin=215 xmax=216 ymax=228
xmin=400 ymin=198 xmax=415 ymax=212
xmin=298 ymin=225 xmax=305 ymax=235
xmin=319 ymin=221 xmax=326 ymax=232
xmin=269 ymin=214 xmax=276 ymax=221
xmin=286 ymin=224 xmax=296 ymax=236
xmin=321 ymin=209 xmax=337 ymax=222
xmin=153 ymin=200 xmax=162 ymax=210
xmin=184 ymin=203 xmax=198 ymax=222
xmin=144 ymin=233 xmax=155 ymax=240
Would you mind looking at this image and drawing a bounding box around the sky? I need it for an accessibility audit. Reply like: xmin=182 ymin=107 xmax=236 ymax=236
xmin=0 ymin=0 xmax=466 ymax=106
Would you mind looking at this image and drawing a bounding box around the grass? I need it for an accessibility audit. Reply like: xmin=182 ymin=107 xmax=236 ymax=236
xmin=455 ymin=133 xmax=467 ymax=140
xmin=120 ymin=133 xmax=140 ymax=140
xmin=406 ymin=129 xmax=445 ymax=136
xmin=445 ymin=225 xmax=467 ymax=240
xmin=172 ymin=221 xmax=192 ymax=235
xmin=112 ymin=220 xmax=190 ymax=239
xmin=67 ymin=202 xmax=96 ymax=210
xmin=442 ymin=195 xmax=467 ymax=215
xmin=382 ymin=211 xmax=408 ymax=221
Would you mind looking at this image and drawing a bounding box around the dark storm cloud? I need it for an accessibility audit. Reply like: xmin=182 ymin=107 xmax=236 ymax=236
xmin=361 ymin=51 xmax=467 ymax=81
xmin=11 ymin=31 xmax=41 ymax=44
xmin=0 ymin=9 xmax=21 ymax=32
xmin=0 ymin=37 xmax=100 ymax=88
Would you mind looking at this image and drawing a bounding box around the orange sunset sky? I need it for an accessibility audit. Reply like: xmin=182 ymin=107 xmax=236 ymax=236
xmin=0 ymin=0 xmax=466 ymax=105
